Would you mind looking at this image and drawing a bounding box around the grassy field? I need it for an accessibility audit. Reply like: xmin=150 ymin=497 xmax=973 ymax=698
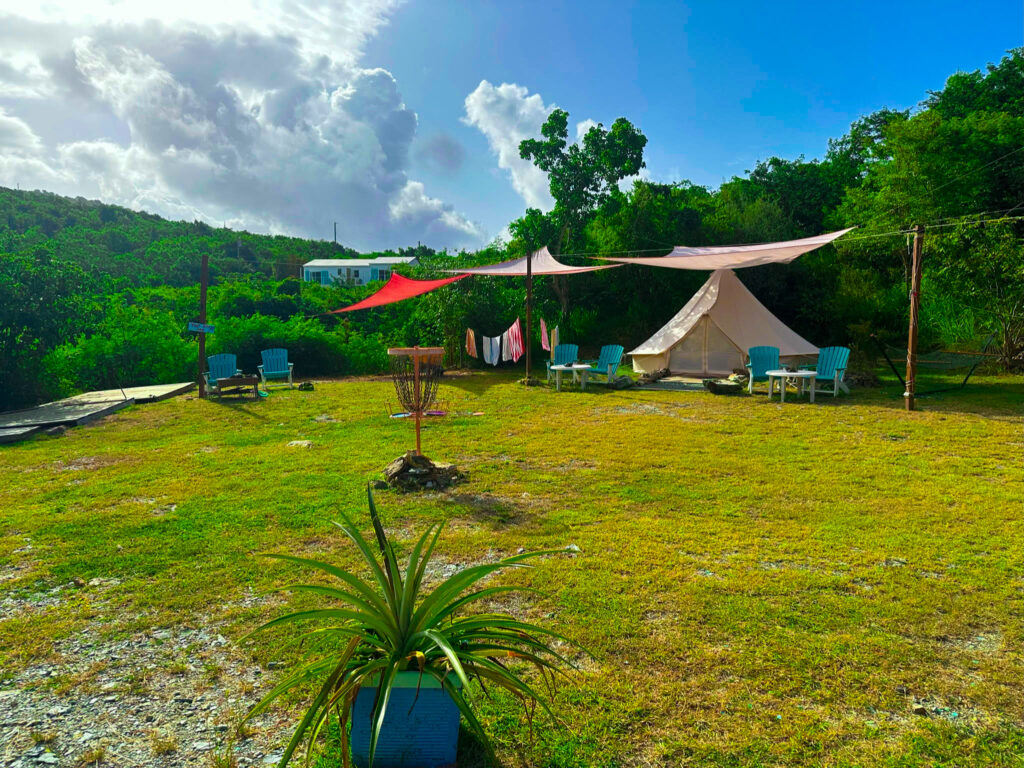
xmin=1 ymin=370 xmax=1022 ymax=767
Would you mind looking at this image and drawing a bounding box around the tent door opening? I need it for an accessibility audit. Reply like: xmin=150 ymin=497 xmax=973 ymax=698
xmin=667 ymin=315 xmax=743 ymax=377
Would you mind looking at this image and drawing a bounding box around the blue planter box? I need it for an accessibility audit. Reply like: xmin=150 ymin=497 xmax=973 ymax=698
xmin=350 ymin=671 xmax=462 ymax=768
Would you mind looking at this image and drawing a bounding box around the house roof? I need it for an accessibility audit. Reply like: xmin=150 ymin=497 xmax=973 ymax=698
xmin=303 ymin=256 xmax=418 ymax=268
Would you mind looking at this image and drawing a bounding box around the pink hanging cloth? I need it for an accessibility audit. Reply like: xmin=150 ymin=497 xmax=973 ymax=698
xmin=506 ymin=317 xmax=525 ymax=362
xmin=540 ymin=318 xmax=550 ymax=351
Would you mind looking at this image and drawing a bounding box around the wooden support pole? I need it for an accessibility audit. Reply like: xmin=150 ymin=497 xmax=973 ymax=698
xmin=197 ymin=250 xmax=209 ymax=398
xmin=525 ymin=249 xmax=533 ymax=383
xmin=904 ymin=224 xmax=924 ymax=411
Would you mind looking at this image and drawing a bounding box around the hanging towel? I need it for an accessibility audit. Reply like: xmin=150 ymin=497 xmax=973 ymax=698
xmin=550 ymin=326 xmax=559 ymax=359
xmin=465 ymin=328 xmax=478 ymax=358
xmin=501 ymin=329 xmax=512 ymax=361
xmin=506 ymin=317 xmax=524 ymax=362
xmin=540 ymin=318 xmax=550 ymax=352
xmin=482 ymin=335 xmax=501 ymax=366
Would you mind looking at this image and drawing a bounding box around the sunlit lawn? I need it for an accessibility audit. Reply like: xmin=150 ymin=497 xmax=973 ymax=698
xmin=1 ymin=369 xmax=1022 ymax=766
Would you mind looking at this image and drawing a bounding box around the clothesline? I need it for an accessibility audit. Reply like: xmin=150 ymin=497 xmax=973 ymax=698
xmin=466 ymin=317 xmax=556 ymax=366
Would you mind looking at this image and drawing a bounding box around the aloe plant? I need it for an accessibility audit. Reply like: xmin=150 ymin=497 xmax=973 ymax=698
xmin=245 ymin=487 xmax=576 ymax=767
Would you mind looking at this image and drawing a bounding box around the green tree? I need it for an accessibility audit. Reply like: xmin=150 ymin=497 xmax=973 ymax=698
xmin=519 ymin=109 xmax=647 ymax=251
xmin=0 ymin=252 xmax=96 ymax=408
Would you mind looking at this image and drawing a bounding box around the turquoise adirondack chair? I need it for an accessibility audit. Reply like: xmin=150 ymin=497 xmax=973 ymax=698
xmin=258 ymin=348 xmax=295 ymax=390
xmin=204 ymin=353 xmax=241 ymax=395
xmin=804 ymin=346 xmax=850 ymax=397
xmin=745 ymin=346 xmax=780 ymax=394
xmin=582 ymin=345 xmax=624 ymax=384
xmin=546 ymin=344 xmax=579 ymax=381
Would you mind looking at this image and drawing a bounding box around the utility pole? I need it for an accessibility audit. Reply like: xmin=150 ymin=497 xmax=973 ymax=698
xmin=904 ymin=224 xmax=924 ymax=411
xmin=197 ymin=251 xmax=209 ymax=398
xmin=333 ymin=222 xmax=337 ymax=244
xmin=525 ymin=249 xmax=533 ymax=382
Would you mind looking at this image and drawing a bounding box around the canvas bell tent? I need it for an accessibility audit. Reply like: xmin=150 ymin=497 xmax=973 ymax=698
xmin=629 ymin=268 xmax=819 ymax=376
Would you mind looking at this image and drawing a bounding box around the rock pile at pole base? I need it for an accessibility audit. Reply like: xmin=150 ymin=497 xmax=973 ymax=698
xmin=382 ymin=451 xmax=466 ymax=491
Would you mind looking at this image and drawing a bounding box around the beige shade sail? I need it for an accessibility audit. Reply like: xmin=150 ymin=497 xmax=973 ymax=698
xmin=447 ymin=246 xmax=620 ymax=276
xmin=602 ymin=228 xmax=854 ymax=271
xmin=630 ymin=269 xmax=819 ymax=376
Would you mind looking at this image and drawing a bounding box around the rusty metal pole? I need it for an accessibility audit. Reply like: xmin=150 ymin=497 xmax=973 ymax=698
xmin=904 ymin=224 xmax=924 ymax=411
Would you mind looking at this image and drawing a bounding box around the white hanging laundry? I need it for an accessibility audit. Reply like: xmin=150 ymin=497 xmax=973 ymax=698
xmin=482 ymin=335 xmax=502 ymax=366
xmin=501 ymin=329 xmax=513 ymax=361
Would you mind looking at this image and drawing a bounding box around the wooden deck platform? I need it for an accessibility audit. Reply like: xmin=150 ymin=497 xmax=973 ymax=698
xmin=0 ymin=382 xmax=195 ymax=444
xmin=0 ymin=426 xmax=43 ymax=444
xmin=57 ymin=382 xmax=195 ymax=406
xmin=0 ymin=398 xmax=135 ymax=430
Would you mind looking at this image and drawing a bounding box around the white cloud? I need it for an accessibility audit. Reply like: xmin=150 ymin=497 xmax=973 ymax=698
xmin=389 ymin=180 xmax=481 ymax=241
xmin=575 ymin=118 xmax=597 ymax=142
xmin=0 ymin=108 xmax=42 ymax=154
xmin=0 ymin=1 xmax=484 ymax=250
xmin=462 ymin=80 xmax=554 ymax=211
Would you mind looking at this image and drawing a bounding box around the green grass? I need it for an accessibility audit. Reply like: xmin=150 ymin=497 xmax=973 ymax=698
xmin=2 ymin=370 xmax=1023 ymax=766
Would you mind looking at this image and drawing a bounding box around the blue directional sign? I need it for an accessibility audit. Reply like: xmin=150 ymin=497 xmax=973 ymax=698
xmin=187 ymin=321 xmax=216 ymax=334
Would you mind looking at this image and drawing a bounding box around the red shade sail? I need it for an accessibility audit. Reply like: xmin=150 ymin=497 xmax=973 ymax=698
xmin=330 ymin=273 xmax=469 ymax=312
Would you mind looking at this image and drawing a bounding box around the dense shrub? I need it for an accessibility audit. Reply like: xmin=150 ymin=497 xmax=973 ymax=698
xmin=45 ymin=303 xmax=197 ymax=396
xmin=208 ymin=314 xmax=389 ymax=377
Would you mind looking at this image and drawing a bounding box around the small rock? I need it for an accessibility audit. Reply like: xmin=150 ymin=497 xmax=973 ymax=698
xmin=194 ymin=741 xmax=214 ymax=751
xmin=913 ymin=705 xmax=929 ymax=716
xmin=287 ymin=440 xmax=313 ymax=448
xmin=71 ymin=577 xmax=86 ymax=588
xmin=895 ymin=685 xmax=909 ymax=696
xmin=267 ymin=661 xmax=285 ymax=670
xmin=153 ymin=630 xmax=172 ymax=640
xmin=264 ymin=753 xmax=284 ymax=765
xmin=43 ymin=425 xmax=67 ymax=437
xmin=46 ymin=706 xmax=69 ymax=717
xmin=516 ymin=547 xmax=526 ymax=554
xmin=36 ymin=753 xmax=59 ymax=765
xmin=565 ymin=543 xmax=581 ymax=553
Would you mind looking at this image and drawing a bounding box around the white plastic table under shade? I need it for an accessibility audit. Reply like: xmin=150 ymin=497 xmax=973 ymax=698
xmin=599 ymin=228 xmax=855 ymax=270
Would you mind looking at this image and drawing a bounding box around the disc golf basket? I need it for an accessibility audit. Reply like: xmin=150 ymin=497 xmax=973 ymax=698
xmin=388 ymin=347 xmax=444 ymax=455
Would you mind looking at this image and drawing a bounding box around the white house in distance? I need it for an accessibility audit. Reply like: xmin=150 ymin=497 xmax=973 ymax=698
xmin=301 ymin=256 xmax=418 ymax=286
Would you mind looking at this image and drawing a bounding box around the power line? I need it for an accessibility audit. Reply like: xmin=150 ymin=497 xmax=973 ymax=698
xmin=928 ymin=144 xmax=1024 ymax=194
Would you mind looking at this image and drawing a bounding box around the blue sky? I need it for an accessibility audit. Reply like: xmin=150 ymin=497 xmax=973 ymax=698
xmin=368 ymin=0 xmax=1024 ymax=243
xmin=0 ymin=0 xmax=1020 ymax=249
